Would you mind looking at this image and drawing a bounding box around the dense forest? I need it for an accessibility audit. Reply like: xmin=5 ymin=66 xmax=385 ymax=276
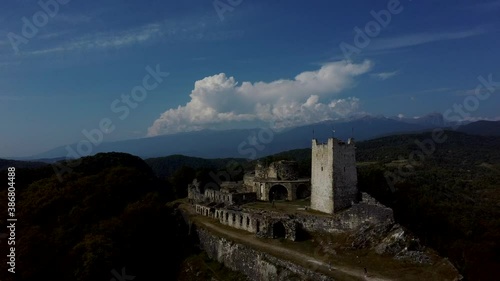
xmin=145 ymin=155 xmax=248 ymax=180
xmin=1 ymin=130 xmax=499 ymax=280
xmin=356 ymin=132 xmax=500 ymax=281
xmin=0 ymin=159 xmax=47 ymax=171
xmin=1 ymin=153 xmax=205 ymax=281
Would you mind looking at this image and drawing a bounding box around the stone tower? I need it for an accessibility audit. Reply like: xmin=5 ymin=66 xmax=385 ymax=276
xmin=310 ymin=138 xmax=358 ymax=214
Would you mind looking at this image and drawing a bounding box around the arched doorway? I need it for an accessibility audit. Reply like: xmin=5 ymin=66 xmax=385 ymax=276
xmin=273 ymin=221 xmax=286 ymax=239
xmin=296 ymin=184 xmax=310 ymax=199
xmin=269 ymin=185 xmax=288 ymax=201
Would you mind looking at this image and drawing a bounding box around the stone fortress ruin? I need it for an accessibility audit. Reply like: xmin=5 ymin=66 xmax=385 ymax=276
xmin=185 ymin=137 xmax=462 ymax=280
xmin=188 ymin=137 xmax=395 ymax=241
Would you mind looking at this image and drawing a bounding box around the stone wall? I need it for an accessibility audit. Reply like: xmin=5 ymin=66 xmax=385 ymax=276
xmin=297 ymin=197 xmax=394 ymax=234
xmin=255 ymin=160 xmax=300 ymax=180
xmin=274 ymin=161 xmax=299 ymax=180
xmin=195 ymin=192 xmax=392 ymax=238
xmin=311 ymin=139 xmax=334 ymax=213
xmin=248 ymin=180 xmax=310 ymax=201
xmin=196 ymin=228 xmax=334 ymax=281
xmin=255 ymin=162 xmax=268 ymax=179
xmin=195 ymin=204 xmax=299 ymax=241
xmin=243 ymin=173 xmax=256 ymax=189
xmin=188 ymin=186 xmax=205 ymax=203
xmin=332 ymin=138 xmax=358 ymax=212
xmin=193 ymin=189 xmax=257 ymax=206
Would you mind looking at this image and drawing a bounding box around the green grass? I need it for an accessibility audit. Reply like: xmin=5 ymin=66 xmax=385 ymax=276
xmin=242 ymin=200 xmax=334 ymax=218
xmin=178 ymin=252 xmax=248 ymax=281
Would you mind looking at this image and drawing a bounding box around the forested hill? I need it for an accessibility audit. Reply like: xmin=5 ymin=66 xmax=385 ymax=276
xmin=0 ymin=152 xmax=197 ymax=281
xmin=456 ymin=120 xmax=500 ymax=136
xmin=145 ymin=154 xmax=248 ymax=179
xmin=260 ymin=130 xmax=500 ymax=172
xmin=356 ymin=130 xmax=500 ymax=168
xmin=0 ymin=158 xmax=47 ymax=171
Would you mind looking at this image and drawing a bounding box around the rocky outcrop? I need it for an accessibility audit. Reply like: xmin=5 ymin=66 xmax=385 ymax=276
xmin=349 ymin=221 xmax=433 ymax=265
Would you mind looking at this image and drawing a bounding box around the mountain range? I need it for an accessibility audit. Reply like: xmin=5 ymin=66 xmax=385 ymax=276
xmin=11 ymin=113 xmax=500 ymax=161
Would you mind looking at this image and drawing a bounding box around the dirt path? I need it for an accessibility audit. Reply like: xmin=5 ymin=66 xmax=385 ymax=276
xmin=198 ymin=219 xmax=394 ymax=281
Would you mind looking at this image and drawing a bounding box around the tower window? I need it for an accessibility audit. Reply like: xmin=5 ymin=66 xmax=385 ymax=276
xmin=321 ymin=167 xmax=323 ymax=171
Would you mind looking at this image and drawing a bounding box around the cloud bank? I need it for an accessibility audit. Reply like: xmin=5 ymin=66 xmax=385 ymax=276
xmin=147 ymin=60 xmax=372 ymax=136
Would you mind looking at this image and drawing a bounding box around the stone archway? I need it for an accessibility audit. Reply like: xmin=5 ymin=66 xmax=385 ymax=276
xmin=272 ymin=221 xmax=286 ymax=239
xmin=269 ymin=184 xmax=288 ymax=201
xmin=296 ymin=184 xmax=310 ymax=199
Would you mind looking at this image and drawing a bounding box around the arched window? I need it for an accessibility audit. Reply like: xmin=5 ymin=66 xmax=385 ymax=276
xmin=269 ymin=185 xmax=288 ymax=201
xmin=273 ymin=222 xmax=286 ymax=239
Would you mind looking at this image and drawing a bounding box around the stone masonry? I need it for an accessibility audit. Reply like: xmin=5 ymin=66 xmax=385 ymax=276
xmin=311 ymin=138 xmax=358 ymax=214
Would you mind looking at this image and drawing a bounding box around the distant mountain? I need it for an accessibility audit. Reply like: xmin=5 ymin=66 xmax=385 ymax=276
xmin=32 ymin=129 xmax=261 ymax=159
xmin=456 ymin=120 xmax=500 ymax=136
xmin=388 ymin=112 xmax=446 ymax=127
xmin=28 ymin=114 xmax=499 ymax=160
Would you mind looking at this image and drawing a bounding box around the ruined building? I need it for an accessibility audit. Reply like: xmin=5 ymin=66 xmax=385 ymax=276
xmin=243 ymin=160 xmax=311 ymax=201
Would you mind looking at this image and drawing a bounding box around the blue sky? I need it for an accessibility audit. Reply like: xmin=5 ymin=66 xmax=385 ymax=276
xmin=1 ymin=0 xmax=500 ymax=157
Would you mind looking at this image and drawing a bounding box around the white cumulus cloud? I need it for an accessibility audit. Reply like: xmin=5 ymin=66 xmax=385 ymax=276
xmin=147 ymin=60 xmax=372 ymax=136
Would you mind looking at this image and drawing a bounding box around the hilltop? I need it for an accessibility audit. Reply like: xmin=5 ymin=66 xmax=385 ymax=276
xmin=2 ymin=130 xmax=499 ymax=280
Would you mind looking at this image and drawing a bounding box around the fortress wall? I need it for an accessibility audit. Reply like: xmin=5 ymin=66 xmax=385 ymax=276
xmin=203 ymin=189 xmax=257 ymax=205
xmin=275 ymin=161 xmax=299 ymax=180
xmin=196 ymin=205 xmax=266 ymax=234
xmin=255 ymin=163 xmax=267 ymax=179
xmin=297 ymin=201 xmax=394 ymax=234
xmin=188 ymin=187 xmax=206 ymax=203
xmin=197 ymin=228 xmax=333 ymax=281
xmin=195 ymin=205 xmax=302 ymax=240
xmin=243 ymin=174 xmax=256 ymax=189
xmin=267 ymin=163 xmax=278 ymax=179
